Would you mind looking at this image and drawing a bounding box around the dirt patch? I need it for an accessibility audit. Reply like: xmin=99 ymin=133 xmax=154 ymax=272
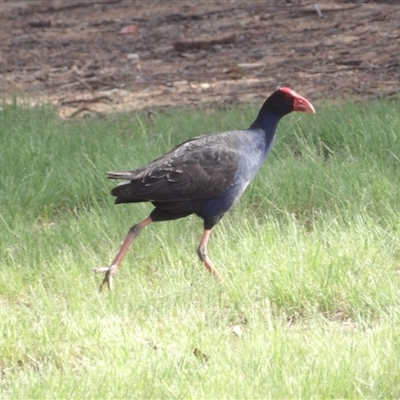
xmin=0 ymin=0 xmax=399 ymax=116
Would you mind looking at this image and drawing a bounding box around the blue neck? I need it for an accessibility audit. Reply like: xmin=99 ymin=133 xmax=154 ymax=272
xmin=249 ymin=112 xmax=281 ymax=138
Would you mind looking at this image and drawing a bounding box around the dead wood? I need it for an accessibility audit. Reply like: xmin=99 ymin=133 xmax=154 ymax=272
xmin=173 ymin=34 xmax=237 ymax=52
xmin=61 ymin=95 xmax=112 ymax=106
xmin=39 ymin=0 xmax=122 ymax=14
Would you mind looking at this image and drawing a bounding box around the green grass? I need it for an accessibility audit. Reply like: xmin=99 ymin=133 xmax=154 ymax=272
xmin=2 ymin=96 xmax=400 ymax=398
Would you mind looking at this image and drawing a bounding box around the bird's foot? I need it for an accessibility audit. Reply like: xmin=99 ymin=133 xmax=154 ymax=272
xmin=93 ymin=264 xmax=118 ymax=292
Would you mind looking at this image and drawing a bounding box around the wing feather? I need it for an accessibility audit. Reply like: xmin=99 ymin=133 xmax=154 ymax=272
xmin=110 ymin=131 xmax=242 ymax=203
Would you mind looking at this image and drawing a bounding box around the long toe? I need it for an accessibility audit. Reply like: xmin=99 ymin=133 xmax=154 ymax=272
xmin=94 ymin=265 xmax=117 ymax=292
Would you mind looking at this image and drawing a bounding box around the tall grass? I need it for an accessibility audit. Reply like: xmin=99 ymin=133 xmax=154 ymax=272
xmin=1 ymin=97 xmax=400 ymax=398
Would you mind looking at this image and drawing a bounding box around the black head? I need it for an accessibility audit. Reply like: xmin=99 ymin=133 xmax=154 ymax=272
xmin=250 ymin=87 xmax=315 ymax=130
xmin=264 ymin=87 xmax=315 ymax=117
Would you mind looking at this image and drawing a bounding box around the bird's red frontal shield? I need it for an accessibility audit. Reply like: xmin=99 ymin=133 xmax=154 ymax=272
xmin=280 ymin=87 xmax=315 ymax=114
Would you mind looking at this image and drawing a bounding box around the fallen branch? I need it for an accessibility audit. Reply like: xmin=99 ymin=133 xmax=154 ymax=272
xmin=74 ymin=76 xmax=95 ymax=92
xmin=40 ymin=0 xmax=122 ymax=13
xmin=68 ymin=107 xmax=91 ymax=118
xmin=155 ymin=7 xmax=247 ymax=25
xmin=173 ymin=34 xmax=237 ymax=52
xmin=289 ymin=3 xmax=360 ymax=18
xmin=61 ymin=95 xmax=112 ymax=106
xmin=28 ymin=19 xmax=51 ymax=28
xmin=313 ymin=4 xmax=326 ymax=19
xmin=67 ymin=106 xmax=102 ymax=119
xmin=294 ymin=64 xmax=382 ymax=74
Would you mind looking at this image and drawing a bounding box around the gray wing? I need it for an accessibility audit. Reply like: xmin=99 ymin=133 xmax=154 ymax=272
xmin=109 ymin=132 xmax=242 ymax=203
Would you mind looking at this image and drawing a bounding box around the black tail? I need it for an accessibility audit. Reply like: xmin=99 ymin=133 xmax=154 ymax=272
xmin=111 ymin=182 xmax=145 ymax=204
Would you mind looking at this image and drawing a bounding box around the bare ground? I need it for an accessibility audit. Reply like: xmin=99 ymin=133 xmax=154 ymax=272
xmin=0 ymin=0 xmax=399 ymax=117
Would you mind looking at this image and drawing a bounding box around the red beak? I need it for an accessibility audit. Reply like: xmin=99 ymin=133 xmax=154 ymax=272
xmin=279 ymin=87 xmax=316 ymax=114
xmin=293 ymin=96 xmax=316 ymax=114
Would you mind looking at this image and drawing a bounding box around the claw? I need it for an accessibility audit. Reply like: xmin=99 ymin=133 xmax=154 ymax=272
xmin=94 ymin=264 xmax=118 ymax=292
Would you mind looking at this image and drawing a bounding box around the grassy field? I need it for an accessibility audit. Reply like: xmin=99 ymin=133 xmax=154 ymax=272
xmin=1 ymin=96 xmax=400 ymax=398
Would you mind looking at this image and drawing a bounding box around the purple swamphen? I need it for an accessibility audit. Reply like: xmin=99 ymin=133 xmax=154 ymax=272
xmin=95 ymin=87 xmax=315 ymax=291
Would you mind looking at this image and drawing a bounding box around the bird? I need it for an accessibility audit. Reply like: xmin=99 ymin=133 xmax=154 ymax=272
xmin=94 ymin=87 xmax=315 ymax=291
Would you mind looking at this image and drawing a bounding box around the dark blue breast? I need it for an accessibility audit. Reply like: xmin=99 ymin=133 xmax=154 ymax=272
xmin=198 ymin=128 xmax=276 ymax=221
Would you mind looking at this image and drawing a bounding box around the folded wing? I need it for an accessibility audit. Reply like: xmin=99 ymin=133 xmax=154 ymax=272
xmin=109 ymin=132 xmax=242 ymax=204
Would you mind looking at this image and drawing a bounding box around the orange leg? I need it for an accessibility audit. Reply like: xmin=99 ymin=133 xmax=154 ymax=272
xmin=94 ymin=216 xmax=152 ymax=292
xmin=197 ymin=229 xmax=223 ymax=282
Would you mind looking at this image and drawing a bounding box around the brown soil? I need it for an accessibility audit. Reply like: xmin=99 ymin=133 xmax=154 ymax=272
xmin=0 ymin=1 xmax=399 ymax=117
